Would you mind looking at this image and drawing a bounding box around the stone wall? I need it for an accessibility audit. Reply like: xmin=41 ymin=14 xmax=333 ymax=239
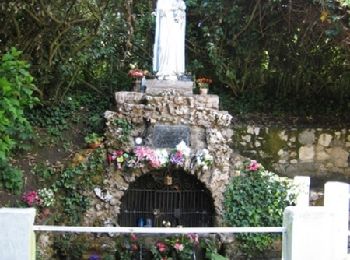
xmin=233 ymin=125 xmax=350 ymax=182
xmin=84 ymin=90 xmax=235 ymax=227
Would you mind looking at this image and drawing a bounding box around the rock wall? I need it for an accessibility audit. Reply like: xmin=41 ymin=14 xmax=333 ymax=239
xmin=84 ymin=90 xmax=235 ymax=227
xmin=233 ymin=125 xmax=350 ymax=182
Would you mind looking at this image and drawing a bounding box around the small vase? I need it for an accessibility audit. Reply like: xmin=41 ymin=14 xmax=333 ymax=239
xmin=164 ymin=175 xmax=173 ymax=185
xmin=199 ymin=88 xmax=208 ymax=95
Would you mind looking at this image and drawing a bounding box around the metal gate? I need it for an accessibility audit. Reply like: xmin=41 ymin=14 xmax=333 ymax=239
xmin=119 ymin=171 xmax=215 ymax=227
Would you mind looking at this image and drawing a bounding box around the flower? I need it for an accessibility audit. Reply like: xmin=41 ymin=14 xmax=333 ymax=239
xmin=130 ymin=233 xmax=138 ymax=241
xmin=38 ymin=188 xmax=55 ymax=207
xmin=156 ymin=241 xmax=167 ymax=252
xmin=170 ymin=151 xmax=185 ymax=166
xmin=134 ymin=146 xmax=161 ymax=168
xmin=187 ymin=233 xmax=199 ymax=245
xmin=176 ymin=140 xmax=191 ymax=157
xmin=248 ymin=160 xmax=260 ymax=171
xmin=196 ymin=77 xmax=213 ymax=88
xmin=22 ymin=191 xmax=40 ymax=206
xmin=174 ymin=242 xmax=184 ymax=251
xmin=195 ymin=149 xmax=213 ymax=169
xmin=155 ymin=149 xmax=169 ymax=166
xmin=128 ymin=69 xmax=144 ymax=78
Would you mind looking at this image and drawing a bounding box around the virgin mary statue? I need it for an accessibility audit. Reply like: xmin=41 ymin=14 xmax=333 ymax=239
xmin=153 ymin=0 xmax=186 ymax=80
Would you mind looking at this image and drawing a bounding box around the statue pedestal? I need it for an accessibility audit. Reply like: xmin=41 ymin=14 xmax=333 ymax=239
xmin=144 ymin=79 xmax=194 ymax=96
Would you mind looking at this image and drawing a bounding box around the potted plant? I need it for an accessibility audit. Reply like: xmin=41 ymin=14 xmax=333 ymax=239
xmin=128 ymin=68 xmax=144 ymax=92
xmin=84 ymin=133 xmax=103 ymax=149
xmin=196 ymin=77 xmax=212 ymax=95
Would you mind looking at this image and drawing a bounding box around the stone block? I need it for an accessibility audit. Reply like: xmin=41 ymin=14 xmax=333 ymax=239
xmin=299 ymin=145 xmax=315 ymax=161
xmin=298 ymin=129 xmax=315 ymax=145
xmin=318 ymin=133 xmax=332 ymax=147
xmin=328 ymin=147 xmax=349 ymax=168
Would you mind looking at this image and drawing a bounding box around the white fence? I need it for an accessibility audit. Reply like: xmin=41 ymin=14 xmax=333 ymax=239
xmin=0 ymin=179 xmax=349 ymax=260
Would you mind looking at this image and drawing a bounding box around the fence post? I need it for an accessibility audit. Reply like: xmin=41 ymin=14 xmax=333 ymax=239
xmin=293 ymin=176 xmax=310 ymax=207
xmin=324 ymin=181 xmax=349 ymax=260
xmin=0 ymin=208 xmax=36 ymax=260
xmin=282 ymin=206 xmax=337 ymax=260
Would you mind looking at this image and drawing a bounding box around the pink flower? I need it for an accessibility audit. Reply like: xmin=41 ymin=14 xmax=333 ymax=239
xmin=248 ymin=160 xmax=260 ymax=171
xmin=134 ymin=146 xmax=161 ymax=168
xmin=187 ymin=233 xmax=199 ymax=245
xmin=174 ymin=242 xmax=184 ymax=251
xmin=22 ymin=191 xmax=40 ymax=206
xmin=130 ymin=233 xmax=138 ymax=241
xmin=156 ymin=242 xmax=167 ymax=252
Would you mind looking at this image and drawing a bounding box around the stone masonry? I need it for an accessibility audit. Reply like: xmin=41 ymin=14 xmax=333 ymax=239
xmin=84 ymin=83 xmax=235 ymax=227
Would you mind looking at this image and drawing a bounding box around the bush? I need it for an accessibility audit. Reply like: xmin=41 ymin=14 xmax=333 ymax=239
xmin=0 ymin=162 xmax=23 ymax=194
xmin=224 ymin=160 xmax=297 ymax=258
xmin=0 ymin=47 xmax=38 ymax=193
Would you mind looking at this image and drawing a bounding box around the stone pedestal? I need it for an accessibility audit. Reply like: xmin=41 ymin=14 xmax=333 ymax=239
xmin=144 ymin=79 xmax=194 ymax=96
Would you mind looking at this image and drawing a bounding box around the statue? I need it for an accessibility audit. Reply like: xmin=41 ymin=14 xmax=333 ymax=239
xmin=153 ymin=0 xmax=186 ymax=80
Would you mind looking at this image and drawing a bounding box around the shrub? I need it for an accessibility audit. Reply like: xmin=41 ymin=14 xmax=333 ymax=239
xmin=224 ymin=160 xmax=297 ymax=258
xmin=0 ymin=163 xmax=23 ymax=194
xmin=0 ymin=47 xmax=39 ymax=193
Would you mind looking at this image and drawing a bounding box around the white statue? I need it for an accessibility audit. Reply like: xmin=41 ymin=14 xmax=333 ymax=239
xmin=153 ymin=0 xmax=186 ymax=80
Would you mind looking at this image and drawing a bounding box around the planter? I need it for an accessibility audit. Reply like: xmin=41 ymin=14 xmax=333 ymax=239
xmin=199 ymin=88 xmax=208 ymax=95
xmin=88 ymin=142 xmax=101 ymax=149
xmin=133 ymin=78 xmax=142 ymax=92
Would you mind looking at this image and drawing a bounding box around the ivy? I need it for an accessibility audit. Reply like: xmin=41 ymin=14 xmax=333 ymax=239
xmin=224 ymin=160 xmax=297 ymax=258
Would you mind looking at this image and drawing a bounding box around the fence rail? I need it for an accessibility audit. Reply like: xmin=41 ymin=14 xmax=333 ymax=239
xmin=33 ymin=225 xmax=285 ymax=234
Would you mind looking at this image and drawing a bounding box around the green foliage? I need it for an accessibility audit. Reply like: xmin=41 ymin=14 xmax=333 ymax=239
xmin=224 ymin=160 xmax=296 ymax=258
xmin=112 ymin=118 xmax=133 ymax=145
xmin=27 ymin=91 xmax=110 ymax=140
xmin=0 ymin=162 xmax=23 ymax=194
xmin=186 ymin=0 xmax=350 ymax=114
xmin=0 ymin=47 xmax=39 ymax=193
xmin=0 ymin=47 xmax=39 ymax=160
xmin=1 ymin=1 xmax=350 ymax=114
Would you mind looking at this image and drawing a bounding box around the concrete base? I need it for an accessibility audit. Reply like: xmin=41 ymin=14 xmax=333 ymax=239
xmin=0 ymin=208 xmax=36 ymax=260
xmin=144 ymin=79 xmax=194 ymax=96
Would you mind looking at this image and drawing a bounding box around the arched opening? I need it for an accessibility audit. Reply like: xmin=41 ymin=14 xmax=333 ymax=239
xmin=118 ymin=169 xmax=215 ymax=227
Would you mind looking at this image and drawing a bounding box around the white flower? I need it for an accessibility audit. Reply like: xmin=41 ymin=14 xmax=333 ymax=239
xmin=176 ymin=140 xmax=191 ymax=157
xmin=155 ymin=149 xmax=169 ymax=165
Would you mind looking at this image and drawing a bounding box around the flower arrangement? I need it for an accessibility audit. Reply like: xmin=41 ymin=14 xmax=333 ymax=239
xmin=196 ymin=77 xmax=212 ymax=88
xmin=128 ymin=69 xmax=144 ymax=78
xmin=107 ymin=141 xmax=212 ymax=172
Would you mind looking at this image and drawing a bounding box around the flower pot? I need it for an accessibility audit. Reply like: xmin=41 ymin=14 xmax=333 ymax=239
xmin=199 ymin=88 xmax=208 ymax=95
xmin=88 ymin=142 xmax=101 ymax=149
xmin=133 ymin=78 xmax=142 ymax=92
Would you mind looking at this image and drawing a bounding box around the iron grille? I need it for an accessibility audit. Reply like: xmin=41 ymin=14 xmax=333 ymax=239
xmin=119 ymin=171 xmax=215 ymax=227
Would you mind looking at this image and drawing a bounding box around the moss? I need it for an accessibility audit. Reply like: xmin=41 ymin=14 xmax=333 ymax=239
xmin=261 ymin=128 xmax=288 ymax=163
